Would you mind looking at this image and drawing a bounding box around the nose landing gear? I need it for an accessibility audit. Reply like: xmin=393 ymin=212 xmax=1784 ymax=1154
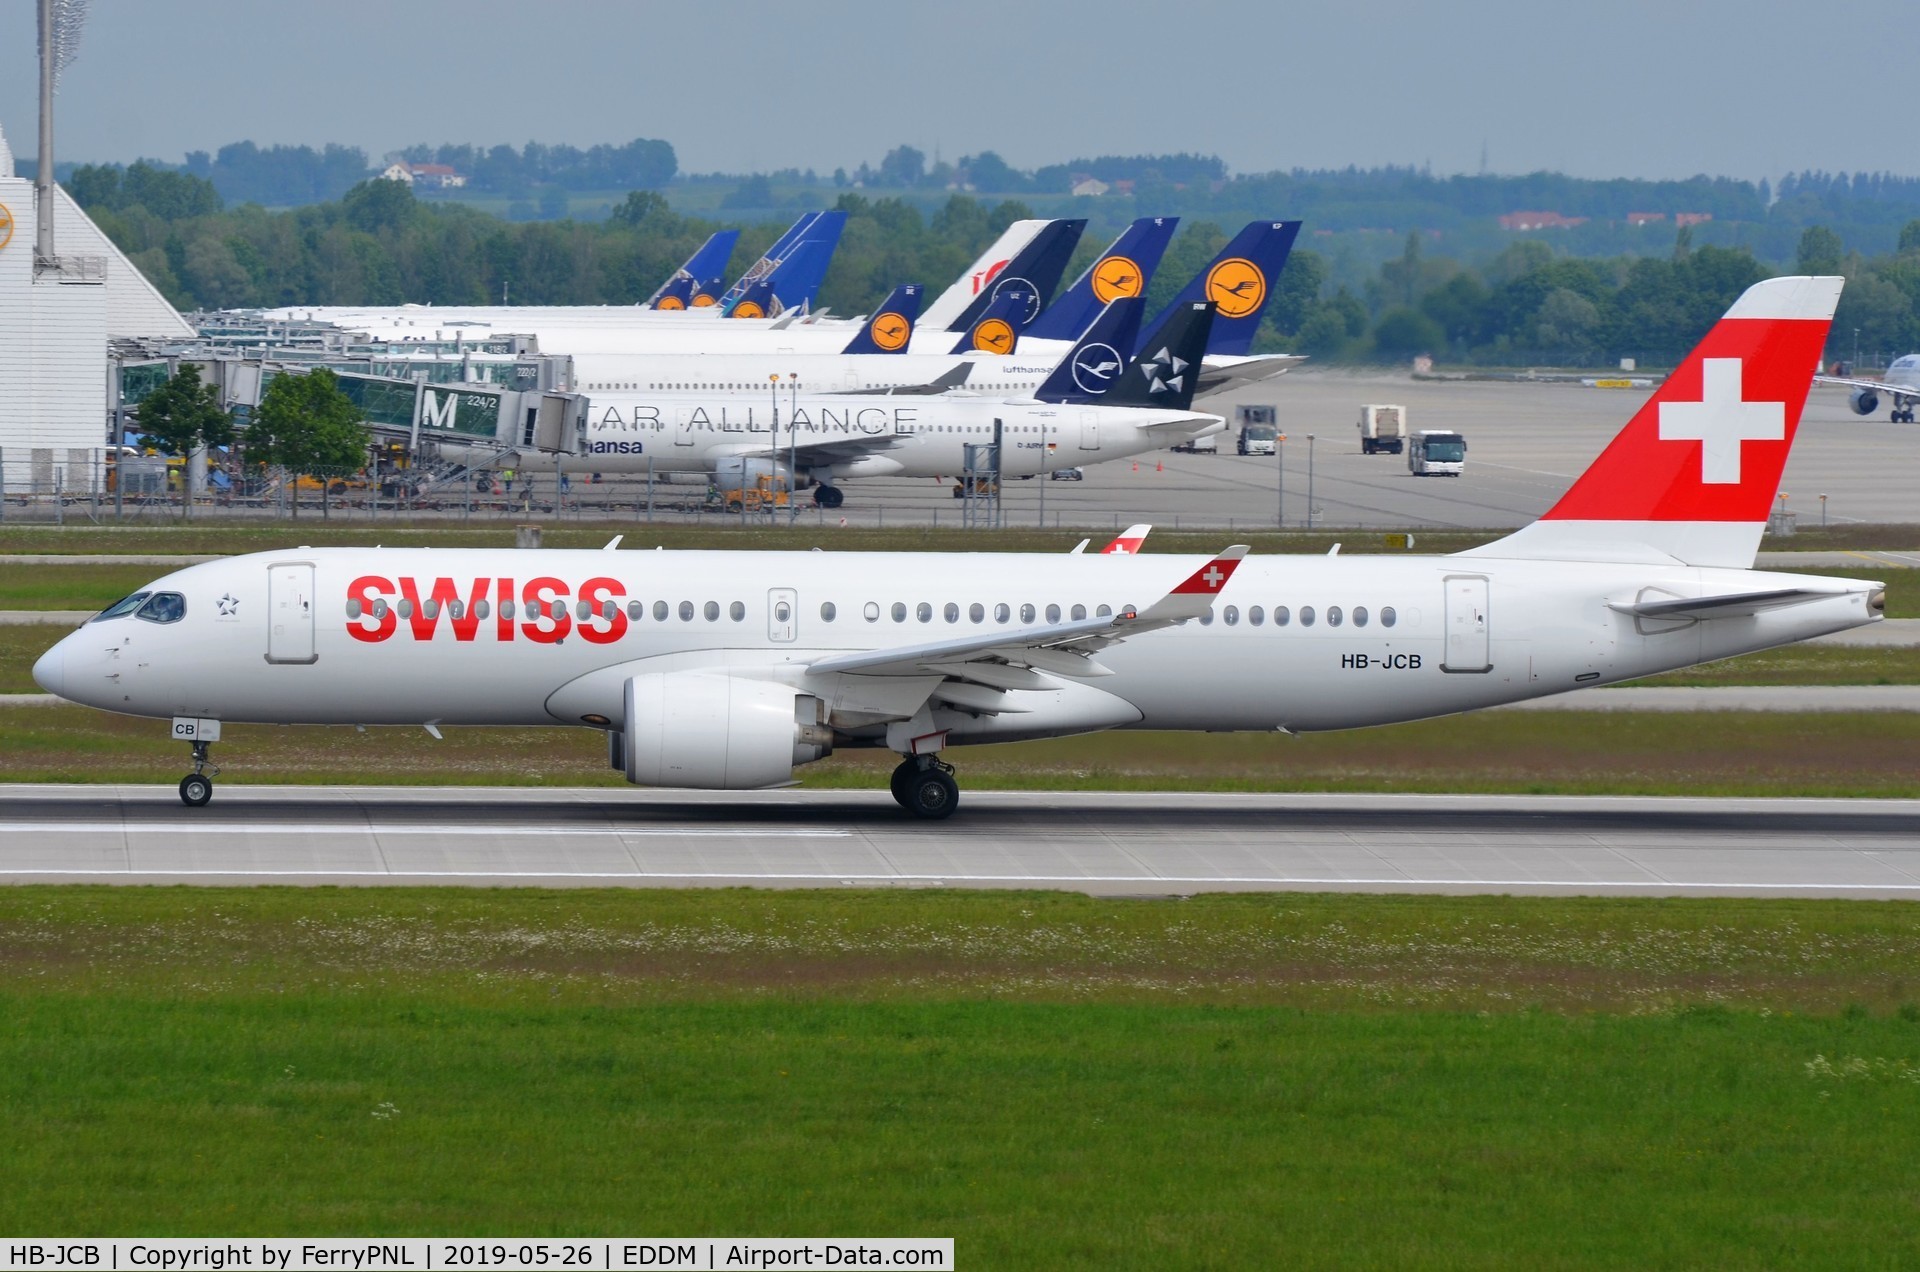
xmin=890 ymin=754 xmax=959 ymax=820
xmin=179 ymin=740 xmax=219 ymax=807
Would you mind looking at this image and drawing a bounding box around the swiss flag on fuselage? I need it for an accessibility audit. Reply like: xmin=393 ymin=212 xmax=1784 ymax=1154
xmin=1544 ymin=278 xmax=1839 ymax=524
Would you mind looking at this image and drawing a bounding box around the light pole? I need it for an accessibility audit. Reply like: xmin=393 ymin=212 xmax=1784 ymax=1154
xmin=787 ymin=373 xmax=799 ymax=524
xmin=1306 ymin=433 xmax=1316 ymax=530
xmin=1276 ymin=432 xmax=1286 ymax=529
xmin=1854 ymin=328 xmax=1861 ymax=371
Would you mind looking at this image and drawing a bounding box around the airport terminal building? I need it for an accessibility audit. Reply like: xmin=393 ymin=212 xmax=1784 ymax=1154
xmin=0 ymin=122 xmax=196 ymax=494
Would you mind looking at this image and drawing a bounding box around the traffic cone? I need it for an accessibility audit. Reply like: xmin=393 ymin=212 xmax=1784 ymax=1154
xmin=1155 ymin=460 xmax=1163 ymax=472
xmin=1132 ymin=461 xmax=1138 ymax=472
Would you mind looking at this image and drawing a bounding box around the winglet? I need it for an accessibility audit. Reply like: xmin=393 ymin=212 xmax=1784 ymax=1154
xmin=1132 ymin=546 xmax=1249 ymax=623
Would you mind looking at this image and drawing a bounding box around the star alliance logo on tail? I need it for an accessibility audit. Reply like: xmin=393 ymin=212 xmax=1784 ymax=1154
xmin=1138 ymin=346 xmax=1189 ymax=396
xmin=1071 ymin=343 xmax=1124 ymax=396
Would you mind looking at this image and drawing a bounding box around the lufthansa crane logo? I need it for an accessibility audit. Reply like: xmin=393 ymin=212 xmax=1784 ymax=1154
xmin=0 ymin=203 xmax=13 ymax=252
xmin=870 ymin=312 xmax=911 ymax=351
xmin=1204 ymin=257 xmax=1266 ymax=319
xmin=1071 ymin=343 xmax=1124 ymax=396
xmin=691 ymin=292 xmax=717 ymax=307
xmin=655 ymin=295 xmax=686 ymax=311
xmin=972 ymin=318 xmax=1015 ymax=353
xmin=733 ymin=300 xmax=766 ymax=320
xmin=1091 ymin=255 xmax=1142 ymax=304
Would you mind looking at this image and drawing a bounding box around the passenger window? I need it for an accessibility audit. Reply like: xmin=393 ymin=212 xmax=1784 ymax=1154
xmin=493 ymin=600 xmax=508 ymax=620
xmin=704 ymin=601 xmax=721 ymax=622
xmin=575 ymin=600 xmax=591 ymax=621
xmin=603 ymin=601 xmax=618 ymax=621
xmin=969 ymin=603 xmax=985 ymax=623
xmin=653 ymin=600 xmax=669 ymax=621
xmin=1328 ymin=606 xmax=1344 ymax=628
xmin=864 ymin=601 xmax=880 ymax=623
xmin=1223 ymin=605 xmax=1239 ymax=626
xmin=425 ymin=601 xmax=442 ymax=620
xmin=1300 ymin=606 xmax=1316 ymax=627
xmin=892 ymin=602 xmax=907 ymax=623
xmin=821 ymin=602 xmax=837 ymax=622
xmin=450 ymin=601 xmax=466 ymax=620
xmin=944 ymin=602 xmax=960 ymax=623
xmin=730 ymin=601 xmax=746 ymax=621
xmin=679 ymin=601 xmax=694 ymax=621
xmin=1249 ymin=605 xmax=1265 ymax=626
xmin=1353 ymin=606 xmax=1369 ymax=628
xmin=1021 ymin=603 xmax=1036 ymax=623
xmin=1096 ymin=604 xmax=1111 ymax=617
xmin=994 ymin=603 xmax=1010 ymax=623
xmin=397 ymin=599 xmax=415 ymax=619
xmin=1199 ymin=608 xmax=1214 ymax=626
xmin=775 ymin=602 xmax=790 ymax=622
xmin=136 ymin=592 xmax=186 ymax=624
xmin=476 ymin=599 xmax=491 ymax=620
xmin=1381 ymin=606 xmax=1397 ymax=628
xmin=628 ymin=600 xmax=644 ymax=621
xmin=1071 ymin=604 xmax=1086 ymax=620
xmin=345 ymin=598 xmax=362 ymax=619
xmin=1045 ymin=604 xmax=1061 ymax=623
xmin=916 ymin=602 xmax=933 ymax=623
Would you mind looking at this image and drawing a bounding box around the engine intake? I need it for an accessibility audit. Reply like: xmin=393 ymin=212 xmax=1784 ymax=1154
xmin=622 ymin=673 xmax=831 ymax=789
xmin=1850 ymin=387 xmax=1879 ymax=416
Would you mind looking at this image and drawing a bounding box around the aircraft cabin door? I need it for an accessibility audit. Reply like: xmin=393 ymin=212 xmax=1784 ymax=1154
xmin=1079 ymin=412 xmax=1100 ymax=451
xmin=1442 ymin=574 xmax=1491 ymax=673
xmin=673 ymin=407 xmax=697 ymax=446
xmin=266 ymin=562 xmax=318 ymax=665
xmin=768 ymin=588 xmax=797 ymax=643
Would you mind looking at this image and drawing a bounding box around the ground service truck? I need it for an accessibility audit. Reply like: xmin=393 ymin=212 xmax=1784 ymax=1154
xmin=1358 ymin=404 xmax=1407 ymax=454
xmin=1236 ymin=404 xmax=1278 ymax=455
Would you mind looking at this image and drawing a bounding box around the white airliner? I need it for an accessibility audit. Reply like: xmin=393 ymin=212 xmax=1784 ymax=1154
xmin=523 ymin=298 xmax=1225 ymax=508
xmin=35 ymin=277 xmax=1878 ymax=819
xmin=1815 ymin=354 xmax=1920 ymax=421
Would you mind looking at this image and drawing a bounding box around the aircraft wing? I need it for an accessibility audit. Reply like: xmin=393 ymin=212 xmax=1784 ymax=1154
xmin=838 ymin=363 xmax=975 ymax=396
xmin=1813 ymin=374 xmax=1919 ymax=400
xmin=808 ymin=547 xmax=1248 ymax=684
xmin=1609 ymin=586 xmax=1862 ymax=620
xmin=735 ymin=431 xmax=906 ymax=467
xmin=1195 ymin=354 xmax=1307 ymax=396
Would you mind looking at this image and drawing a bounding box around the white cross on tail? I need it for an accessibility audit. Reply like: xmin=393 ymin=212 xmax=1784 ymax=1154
xmin=1202 ymin=566 xmax=1225 ymax=588
xmin=1656 ymin=358 xmax=1785 ymax=484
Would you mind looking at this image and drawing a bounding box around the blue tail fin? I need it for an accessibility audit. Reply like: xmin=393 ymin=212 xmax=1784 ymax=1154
xmin=1025 ymin=217 xmax=1179 ymax=342
xmin=941 ymin=218 xmax=1086 ymax=332
xmin=948 ymin=285 xmax=1037 ymax=354
xmin=1135 ymin=221 xmax=1302 ymax=357
xmin=719 ymin=211 xmax=846 ymax=316
xmin=715 ymin=212 xmax=820 ymax=309
xmin=841 ymin=284 xmax=923 ymax=354
xmin=1033 ymin=298 xmax=1147 ymax=405
xmin=645 ymin=229 xmax=741 ymax=310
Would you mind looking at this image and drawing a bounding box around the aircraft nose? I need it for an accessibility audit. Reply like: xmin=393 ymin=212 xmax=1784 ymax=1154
xmin=31 ymin=638 xmax=66 ymax=697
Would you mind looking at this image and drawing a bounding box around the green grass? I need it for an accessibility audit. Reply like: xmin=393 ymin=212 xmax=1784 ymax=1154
xmin=3 ymin=888 xmax=1920 ymax=1261
xmin=3 ymin=706 xmax=1920 ymax=796
xmin=0 ymin=625 xmax=72 ymax=692
xmin=0 ymin=564 xmax=154 ymax=611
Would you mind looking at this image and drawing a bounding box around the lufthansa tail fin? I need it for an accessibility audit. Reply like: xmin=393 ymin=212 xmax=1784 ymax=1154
xmin=918 ymin=219 xmax=1049 ymax=333
xmin=948 ymin=285 xmax=1037 ymax=355
xmin=1463 ymin=275 xmax=1844 ymax=569
xmin=1135 ymin=220 xmax=1301 ymax=358
xmin=1026 ymin=217 xmax=1180 ymax=343
xmin=1032 ymin=298 xmax=1147 ymax=405
xmin=715 ymin=212 xmax=819 ymax=309
xmin=841 ymin=285 xmax=923 ymax=354
xmin=644 ymin=229 xmax=741 ymax=310
xmin=728 ymin=241 xmax=829 ymax=319
xmin=940 ymin=218 xmax=1085 ymax=334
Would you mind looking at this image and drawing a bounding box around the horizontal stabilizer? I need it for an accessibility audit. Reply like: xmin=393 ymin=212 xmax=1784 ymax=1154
xmin=1608 ymin=587 xmax=1850 ymax=620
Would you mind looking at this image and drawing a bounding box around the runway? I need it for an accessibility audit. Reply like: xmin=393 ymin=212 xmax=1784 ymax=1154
xmin=3 ymin=785 xmax=1918 ymax=898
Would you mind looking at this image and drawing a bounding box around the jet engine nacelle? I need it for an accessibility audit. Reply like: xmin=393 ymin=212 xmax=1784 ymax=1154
xmin=1850 ymin=388 xmax=1880 ymax=416
xmin=622 ymin=672 xmax=832 ymax=789
xmin=713 ymin=456 xmax=796 ymax=494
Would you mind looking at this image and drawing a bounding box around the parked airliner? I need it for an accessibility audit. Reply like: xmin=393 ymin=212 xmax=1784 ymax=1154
xmin=36 ymin=277 xmax=1876 ymax=819
xmin=1816 ymin=354 xmax=1920 ymax=421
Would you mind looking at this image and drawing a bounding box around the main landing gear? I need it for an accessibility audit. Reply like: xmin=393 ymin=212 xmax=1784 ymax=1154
xmin=179 ymin=740 xmax=218 ymax=807
xmin=812 ymin=484 xmax=845 ymax=509
xmin=890 ymin=754 xmax=959 ymax=820
xmin=1895 ymin=407 xmax=1916 ymax=424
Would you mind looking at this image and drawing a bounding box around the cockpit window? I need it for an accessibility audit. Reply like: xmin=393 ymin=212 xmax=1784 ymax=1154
xmin=95 ymin=592 xmax=151 ymax=621
xmin=135 ymin=592 xmax=186 ymax=624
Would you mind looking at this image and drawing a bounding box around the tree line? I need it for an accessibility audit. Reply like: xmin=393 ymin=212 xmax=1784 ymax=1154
xmin=64 ymin=164 xmax=1920 ymax=366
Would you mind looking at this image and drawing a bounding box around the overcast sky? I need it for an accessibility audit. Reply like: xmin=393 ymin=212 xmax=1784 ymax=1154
xmin=0 ymin=0 xmax=1904 ymax=183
